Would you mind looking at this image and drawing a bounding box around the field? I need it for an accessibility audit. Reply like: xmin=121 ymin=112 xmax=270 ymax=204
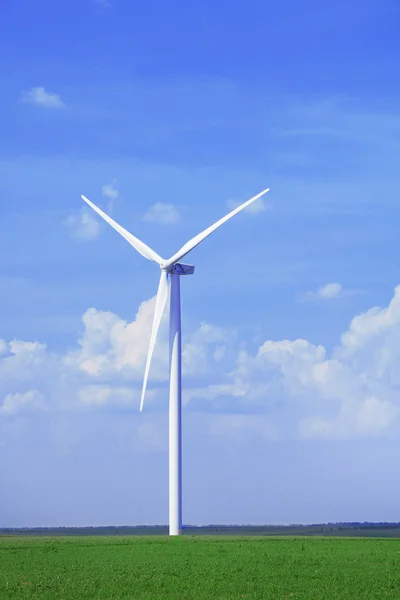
xmin=1 ymin=535 xmax=400 ymax=599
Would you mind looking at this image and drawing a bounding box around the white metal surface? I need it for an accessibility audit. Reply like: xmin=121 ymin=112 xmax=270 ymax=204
xmin=169 ymin=273 xmax=182 ymax=536
xmin=140 ymin=269 xmax=169 ymax=412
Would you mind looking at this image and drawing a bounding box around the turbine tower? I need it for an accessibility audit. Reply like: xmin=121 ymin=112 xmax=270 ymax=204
xmin=81 ymin=187 xmax=270 ymax=535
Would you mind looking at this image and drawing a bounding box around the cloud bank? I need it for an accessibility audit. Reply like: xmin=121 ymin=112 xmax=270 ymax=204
xmin=2 ymin=286 xmax=400 ymax=443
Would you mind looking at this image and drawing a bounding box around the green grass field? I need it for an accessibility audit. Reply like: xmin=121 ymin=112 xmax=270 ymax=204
xmin=1 ymin=535 xmax=400 ymax=599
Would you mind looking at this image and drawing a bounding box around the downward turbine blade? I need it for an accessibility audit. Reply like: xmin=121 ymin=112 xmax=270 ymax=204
xmin=164 ymin=188 xmax=270 ymax=268
xmin=81 ymin=195 xmax=163 ymax=265
xmin=140 ymin=270 xmax=169 ymax=412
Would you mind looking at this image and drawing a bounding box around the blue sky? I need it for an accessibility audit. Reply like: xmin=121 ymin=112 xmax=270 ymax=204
xmin=1 ymin=0 xmax=400 ymax=527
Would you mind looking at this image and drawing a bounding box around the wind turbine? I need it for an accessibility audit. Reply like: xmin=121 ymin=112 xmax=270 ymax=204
xmin=81 ymin=187 xmax=270 ymax=535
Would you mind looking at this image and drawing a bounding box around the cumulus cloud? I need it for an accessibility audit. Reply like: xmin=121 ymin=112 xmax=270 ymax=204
xmin=142 ymin=203 xmax=180 ymax=225
xmin=340 ymin=286 xmax=400 ymax=355
xmin=0 ymin=390 xmax=45 ymax=416
xmin=63 ymin=209 xmax=101 ymax=241
xmin=102 ymin=181 xmax=118 ymax=213
xmin=188 ymin=287 xmax=400 ymax=439
xmin=63 ymin=182 xmax=119 ymax=242
xmin=65 ymin=297 xmax=169 ymax=382
xmin=2 ymin=286 xmax=400 ymax=443
xmin=300 ymin=282 xmax=361 ymax=301
xmin=0 ymin=341 xmax=49 ymax=382
xmin=300 ymin=396 xmax=399 ymax=440
xmin=21 ymin=87 xmax=65 ymax=109
xmin=229 ymin=288 xmax=400 ymax=439
xmin=102 ymin=184 xmax=118 ymax=201
xmin=316 ymin=282 xmax=343 ymax=299
xmin=182 ymin=322 xmax=234 ymax=376
xmin=78 ymin=385 xmax=138 ymax=407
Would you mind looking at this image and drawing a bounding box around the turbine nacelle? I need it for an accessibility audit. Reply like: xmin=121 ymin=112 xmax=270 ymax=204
xmin=170 ymin=263 xmax=195 ymax=276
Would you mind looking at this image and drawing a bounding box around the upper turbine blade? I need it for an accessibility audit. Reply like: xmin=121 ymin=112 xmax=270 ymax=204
xmin=164 ymin=188 xmax=270 ymax=268
xmin=81 ymin=195 xmax=163 ymax=265
xmin=140 ymin=270 xmax=169 ymax=412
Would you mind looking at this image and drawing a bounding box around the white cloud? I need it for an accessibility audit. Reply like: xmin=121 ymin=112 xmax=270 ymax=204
xmin=0 ymin=341 xmax=48 ymax=382
xmin=316 ymin=282 xmax=343 ymax=299
xmin=78 ymin=385 xmax=138 ymax=407
xmin=21 ymin=87 xmax=65 ymax=109
xmin=301 ymin=282 xmax=361 ymax=301
xmin=63 ymin=183 xmax=118 ymax=241
xmin=143 ymin=203 xmax=180 ymax=225
xmin=185 ymin=287 xmax=400 ymax=439
xmin=63 ymin=209 xmax=101 ymax=241
xmin=102 ymin=181 xmax=118 ymax=213
xmin=300 ymin=396 xmax=399 ymax=440
xmin=182 ymin=322 xmax=233 ymax=376
xmin=0 ymin=390 xmax=45 ymax=416
xmin=102 ymin=183 xmax=118 ymax=201
xmin=340 ymin=285 xmax=400 ymax=354
xmin=2 ymin=286 xmax=400 ymax=442
xmin=65 ymin=298 xmax=169 ymax=382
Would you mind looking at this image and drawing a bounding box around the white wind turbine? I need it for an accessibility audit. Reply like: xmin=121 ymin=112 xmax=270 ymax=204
xmin=81 ymin=187 xmax=270 ymax=535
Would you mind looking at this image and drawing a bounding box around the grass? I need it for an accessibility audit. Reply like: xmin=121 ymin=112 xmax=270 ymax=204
xmin=1 ymin=535 xmax=400 ymax=599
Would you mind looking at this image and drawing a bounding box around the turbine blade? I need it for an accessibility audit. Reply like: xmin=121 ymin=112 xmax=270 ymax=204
xmin=140 ymin=270 xmax=169 ymax=412
xmin=81 ymin=195 xmax=163 ymax=265
xmin=164 ymin=188 xmax=270 ymax=268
